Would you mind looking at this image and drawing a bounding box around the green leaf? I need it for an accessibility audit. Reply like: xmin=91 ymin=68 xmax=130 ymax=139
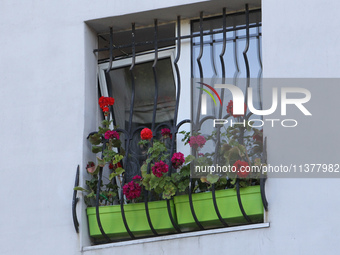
xmin=141 ymin=163 xmax=148 ymax=177
xmin=92 ymin=145 xmax=102 ymax=154
xmin=150 ymin=175 xmax=161 ymax=189
xmin=89 ymin=133 xmax=102 ymax=145
xmin=74 ymin=187 xmax=88 ymax=192
xmin=115 ymin=167 xmax=125 ymax=175
xmin=138 ymin=140 xmax=149 ymax=146
xmin=171 ymin=173 xmax=181 ymax=182
xmin=180 ymin=165 xmax=190 ymax=177
xmin=162 ymin=183 xmax=177 ymax=199
xmin=142 ymin=174 xmax=151 ymax=190
xmin=225 ymin=147 xmax=240 ymax=162
xmin=185 ymin=155 xmax=195 ymax=164
xmin=109 ymin=167 xmax=125 ymax=180
xmin=86 ymin=191 xmax=95 ymax=198
xmin=254 ymin=158 xmax=261 ymax=166
xmin=108 ymin=191 xmax=117 ymax=198
xmin=111 ymin=139 xmax=121 ymax=148
xmin=96 ymin=157 xmax=106 ymax=167
xmin=158 ymin=177 xmax=166 ymax=188
xmin=237 ymin=144 xmax=246 ymax=157
xmin=109 ymin=172 xmax=118 ymax=180
xmin=200 ymin=176 xmax=208 ymax=183
xmin=207 ymin=174 xmax=220 ymax=184
xmin=112 ymin=154 xmax=124 ymax=165
xmin=178 ymin=179 xmax=189 ymax=192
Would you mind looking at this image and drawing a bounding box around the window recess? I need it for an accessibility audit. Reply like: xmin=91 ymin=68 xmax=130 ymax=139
xmin=72 ymin=4 xmax=268 ymax=245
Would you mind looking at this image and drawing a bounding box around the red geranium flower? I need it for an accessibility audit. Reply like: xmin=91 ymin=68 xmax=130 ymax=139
xmin=104 ymin=130 xmax=120 ymax=140
xmin=171 ymin=152 xmax=185 ymax=169
xmin=140 ymin=128 xmax=153 ymax=140
xmin=152 ymin=161 xmax=169 ymax=177
xmin=188 ymin=135 xmax=206 ymax=149
xmin=253 ymin=129 xmax=263 ymax=142
xmin=109 ymin=162 xmax=122 ymax=170
xmin=132 ymin=175 xmax=142 ymax=180
xmin=233 ymin=160 xmax=250 ymax=178
xmin=226 ymin=100 xmax=247 ymax=117
xmin=123 ymin=181 xmax=142 ymax=200
xmin=98 ymin=96 xmax=115 ymax=115
xmin=161 ymin=128 xmax=172 ymax=139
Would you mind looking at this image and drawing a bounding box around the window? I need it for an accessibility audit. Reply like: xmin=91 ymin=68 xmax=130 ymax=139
xmin=76 ymin=6 xmax=268 ymax=246
xmin=98 ymin=49 xmax=177 ymax=180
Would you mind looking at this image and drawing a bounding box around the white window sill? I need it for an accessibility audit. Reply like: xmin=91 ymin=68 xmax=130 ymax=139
xmin=83 ymin=222 xmax=270 ymax=252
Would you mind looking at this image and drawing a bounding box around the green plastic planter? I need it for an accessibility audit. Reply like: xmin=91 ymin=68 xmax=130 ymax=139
xmin=173 ymin=185 xmax=264 ymax=230
xmin=87 ymin=200 xmax=177 ymax=239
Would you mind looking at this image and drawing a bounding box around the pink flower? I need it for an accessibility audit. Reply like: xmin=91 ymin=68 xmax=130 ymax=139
xmin=171 ymin=152 xmax=185 ymax=169
xmin=132 ymin=175 xmax=142 ymax=180
xmin=104 ymin=130 xmax=120 ymax=140
xmin=123 ymin=181 xmax=142 ymax=200
xmin=161 ymin=128 xmax=172 ymax=139
xmin=188 ymin=135 xmax=206 ymax=149
xmin=152 ymin=161 xmax=169 ymax=177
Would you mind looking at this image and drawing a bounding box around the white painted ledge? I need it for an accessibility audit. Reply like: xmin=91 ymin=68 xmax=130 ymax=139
xmin=83 ymin=222 xmax=270 ymax=252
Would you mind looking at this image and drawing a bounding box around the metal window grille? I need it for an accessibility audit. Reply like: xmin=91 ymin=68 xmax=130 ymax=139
xmin=72 ymin=4 xmax=268 ymax=244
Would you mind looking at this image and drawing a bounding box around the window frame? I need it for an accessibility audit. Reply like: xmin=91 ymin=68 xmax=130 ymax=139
xmin=98 ymin=48 xmax=178 ymax=127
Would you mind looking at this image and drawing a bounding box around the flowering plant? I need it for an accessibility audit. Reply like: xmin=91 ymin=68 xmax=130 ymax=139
xmin=74 ymin=96 xmax=125 ymax=206
xmin=187 ymin=100 xmax=264 ymax=191
xmin=75 ymin=96 xmax=264 ymax=206
xmin=123 ymin=127 xmax=190 ymax=201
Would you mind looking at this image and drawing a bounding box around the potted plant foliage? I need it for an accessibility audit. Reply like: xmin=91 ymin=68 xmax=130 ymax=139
xmin=75 ymin=97 xmax=265 ymax=240
xmin=76 ymin=97 xmax=189 ymax=240
xmin=173 ymin=100 xmax=265 ymax=229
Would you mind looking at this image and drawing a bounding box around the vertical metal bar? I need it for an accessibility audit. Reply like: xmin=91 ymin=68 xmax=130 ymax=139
xmin=143 ymin=19 xmax=160 ymax=237
xmin=233 ymin=29 xmax=240 ymax=80
xmin=219 ymin=8 xmax=227 ymax=81
xmin=96 ymin=27 xmax=115 ymax=241
xmin=72 ymin=165 xmax=80 ymax=233
xmin=211 ymin=7 xmax=228 ymax=228
xmin=243 ymin=4 xmax=250 ymax=101
xmin=195 ymin=12 xmax=205 ymax=131
xmin=151 ymin=19 xmax=159 ymax=131
xmin=260 ymin=137 xmax=268 ymax=210
xmin=188 ymin=179 xmax=204 ymax=230
xmin=210 ymin=26 xmax=217 ymax=77
xmin=211 ymin=185 xmax=229 ymax=227
xmin=106 ymin=27 xmax=113 ymax=73
xmin=128 ymin=23 xmax=136 ymax=135
xmin=95 ymin=166 xmax=112 ymax=242
xmin=256 ymin=24 xmax=263 ymax=110
xmin=119 ymin=23 xmax=137 ymax=240
xmin=235 ymin=179 xmax=252 ymax=223
xmin=256 ymin=24 xmax=262 ymax=70
xmin=238 ymin=4 xmax=250 ymax=144
xmin=197 ymin=12 xmax=204 ymax=79
xmin=189 ymin=11 xmax=205 ymax=230
xmin=173 ymin=15 xmax=182 ymax=127
xmin=166 ymin=15 xmax=183 ymax=233
xmin=104 ymin=27 xmax=117 ymax=124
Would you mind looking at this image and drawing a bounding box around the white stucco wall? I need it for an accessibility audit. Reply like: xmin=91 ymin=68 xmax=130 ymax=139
xmin=1 ymin=0 xmax=340 ymax=254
